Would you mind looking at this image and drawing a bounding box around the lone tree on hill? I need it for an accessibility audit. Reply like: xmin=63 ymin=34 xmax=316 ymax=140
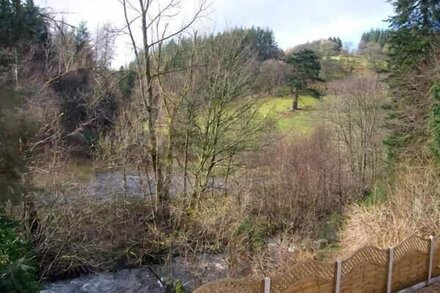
xmin=286 ymin=49 xmax=321 ymax=111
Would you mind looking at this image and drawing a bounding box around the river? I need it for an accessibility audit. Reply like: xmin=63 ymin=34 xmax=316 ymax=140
xmin=39 ymin=169 xmax=228 ymax=292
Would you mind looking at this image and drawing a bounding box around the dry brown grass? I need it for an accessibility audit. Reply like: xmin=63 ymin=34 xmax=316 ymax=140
xmin=340 ymin=161 xmax=440 ymax=257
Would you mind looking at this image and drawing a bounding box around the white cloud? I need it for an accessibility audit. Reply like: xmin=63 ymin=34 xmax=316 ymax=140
xmin=35 ymin=0 xmax=394 ymax=67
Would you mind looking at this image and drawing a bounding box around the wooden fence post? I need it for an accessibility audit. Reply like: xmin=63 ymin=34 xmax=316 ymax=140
xmin=335 ymin=259 xmax=342 ymax=293
xmin=428 ymin=236 xmax=435 ymax=285
xmin=387 ymin=247 xmax=394 ymax=293
xmin=263 ymin=277 xmax=271 ymax=293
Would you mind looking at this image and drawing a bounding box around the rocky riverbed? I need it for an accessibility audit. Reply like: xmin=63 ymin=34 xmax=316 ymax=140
xmin=41 ymin=255 xmax=228 ymax=293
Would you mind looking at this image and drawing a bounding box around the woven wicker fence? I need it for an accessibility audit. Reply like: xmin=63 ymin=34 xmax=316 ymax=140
xmin=194 ymin=235 xmax=440 ymax=293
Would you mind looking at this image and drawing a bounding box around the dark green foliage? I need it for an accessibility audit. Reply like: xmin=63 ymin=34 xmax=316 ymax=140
xmin=360 ymin=29 xmax=392 ymax=47
xmin=328 ymin=36 xmax=343 ymax=51
xmin=0 ymin=214 xmax=39 ymax=292
xmin=386 ymin=0 xmax=440 ymax=159
xmin=389 ymin=0 xmax=440 ymax=31
xmin=159 ymin=26 xmax=281 ymax=72
xmin=160 ymin=38 xmax=195 ymax=71
xmin=388 ymin=0 xmax=440 ymax=76
xmin=383 ymin=129 xmax=409 ymax=161
xmin=292 ymin=37 xmax=343 ymax=57
xmin=431 ymin=83 xmax=440 ymax=160
xmin=286 ymin=49 xmax=321 ymax=110
xmin=118 ymin=66 xmax=136 ymax=99
xmin=0 ymin=89 xmax=36 ymax=204
xmin=0 ymin=0 xmax=47 ymax=47
xmin=204 ymin=27 xmax=282 ymax=61
xmin=286 ymin=49 xmax=321 ymax=92
xmin=234 ymin=216 xmax=266 ymax=251
xmin=0 ymin=0 xmax=48 ymax=65
xmin=52 ymin=69 xmax=119 ymax=155
xmin=74 ymin=21 xmax=90 ymax=52
xmin=244 ymin=26 xmax=282 ymax=60
xmin=155 ymin=27 xmax=283 ymax=98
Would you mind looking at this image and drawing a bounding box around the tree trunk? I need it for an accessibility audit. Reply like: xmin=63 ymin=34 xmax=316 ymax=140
xmin=13 ymin=48 xmax=19 ymax=90
xmin=138 ymin=0 xmax=169 ymax=217
xmin=292 ymin=92 xmax=299 ymax=111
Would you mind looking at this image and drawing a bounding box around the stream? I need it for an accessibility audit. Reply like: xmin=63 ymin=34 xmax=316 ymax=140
xmin=41 ymin=254 xmax=228 ymax=292
xmin=39 ymin=170 xmax=228 ymax=292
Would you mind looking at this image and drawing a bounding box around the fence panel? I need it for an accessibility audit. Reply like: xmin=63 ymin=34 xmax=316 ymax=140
xmin=340 ymin=246 xmax=388 ymax=292
xmin=194 ymin=235 xmax=440 ymax=293
xmin=271 ymin=262 xmax=335 ymax=293
xmin=432 ymin=237 xmax=440 ymax=278
xmin=391 ymin=236 xmax=430 ymax=291
xmin=193 ymin=278 xmax=262 ymax=293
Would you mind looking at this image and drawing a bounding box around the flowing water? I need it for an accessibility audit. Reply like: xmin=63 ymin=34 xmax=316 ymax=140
xmin=39 ymin=169 xmax=227 ymax=292
xmin=41 ymin=255 xmax=228 ymax=293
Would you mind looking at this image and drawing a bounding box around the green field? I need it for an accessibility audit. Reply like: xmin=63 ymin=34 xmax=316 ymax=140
xmin=328 ymin=55 xmax=369 ymax=65
xmin=259 ymin=95 xmax=320 ymax=134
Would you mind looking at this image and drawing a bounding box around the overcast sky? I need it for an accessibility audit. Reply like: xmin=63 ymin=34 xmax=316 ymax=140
xmin=35 ymin=0 xmax=394 ymax=68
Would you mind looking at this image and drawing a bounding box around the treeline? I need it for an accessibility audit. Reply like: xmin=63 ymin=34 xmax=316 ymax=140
xmin=360 ymin=28 xmax=391 ymax=47
xmin=290 ymin=37 xmax=343 ymax=58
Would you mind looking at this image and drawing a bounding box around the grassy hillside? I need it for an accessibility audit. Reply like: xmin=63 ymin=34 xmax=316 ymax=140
xmin=259 ymin=95 xmax=320 ymax=134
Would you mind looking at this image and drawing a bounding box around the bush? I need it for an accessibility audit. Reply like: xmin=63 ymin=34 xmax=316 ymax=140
xmin=0 ymin=215 xmax=39 ymax=293
xmin=253 ymin=127 xmax=359 ymax=236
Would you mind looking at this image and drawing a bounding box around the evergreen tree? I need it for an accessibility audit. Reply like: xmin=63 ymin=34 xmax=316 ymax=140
xmin=388 ymin=0 xmax=440 ymax=74
xmin=360 ymin=29 xmax=391 ymax=47
xmin=245 ymin=26 xmax=281 ymax=60
xmin=0 ymin=0 xmax=46 ymax=202
xmin=0 ymin=3 xmax=44 ymax=290
xmin=74 ymin=21 xmax=90 ymax=52
xmin=118 ymin=66 xmax=136 ymax=99
xmin=286 ymin=49 xmax=321 ymax=111
xmin=0 ymin=0 xmax=47 ymax=66
xmin=386 ymin=0 xmax=440 ymax=158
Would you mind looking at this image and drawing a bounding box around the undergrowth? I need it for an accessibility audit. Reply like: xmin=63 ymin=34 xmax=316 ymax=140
xmin=0 ymin=214 xmax=39 ymax=292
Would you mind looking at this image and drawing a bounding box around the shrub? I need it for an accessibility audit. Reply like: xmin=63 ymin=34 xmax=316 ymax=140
xmin=0 ymin=215 xmax=39 ymax=293
xmin=253 ymin=127 xmax=359 ymax=236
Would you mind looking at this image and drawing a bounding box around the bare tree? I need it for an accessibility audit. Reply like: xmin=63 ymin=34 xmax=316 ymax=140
xmin=255 ymin=59 xmax=289 ymax=94
xmin=120 ymin=0 xmax=207 ymax=216
xmin=325 ymin=75 xmax=386 ymax=194
xmin=94 ymin=24 xmax=117 ymax=68
xmin=340 ymin=50 xmax=356 ymax=76
xmin=186 ymin=32 xmax=267 ymax=204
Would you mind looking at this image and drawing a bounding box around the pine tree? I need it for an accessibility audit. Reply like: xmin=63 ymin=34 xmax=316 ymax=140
xmin=388 ymin=0 xmax=440 ymax=74
xmin=386 ymin=0 xmax=440 ymax=158
xmin=245 ymin=26 xmax=281 ymax=60
xmin=286 ymin=49 xmax=321 ymax=111
xmin=0 ymin=0 xmax=47 ymax=66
